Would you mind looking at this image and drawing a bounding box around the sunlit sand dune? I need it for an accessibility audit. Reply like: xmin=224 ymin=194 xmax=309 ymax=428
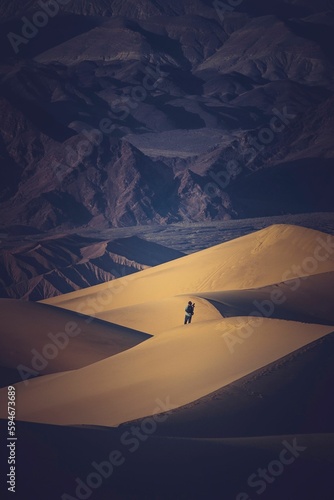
xmin=91 ymin=296 xmax=222 ymax=334
xmin=143 ymin=330 xmax=334 ymax=440
xmin=1 ymin=224 xmax=334 ymax=500
xmin=1 ymin=318 xmax=332 ymax=427
xmin=42 ymin=225 xmax=334 ymax=321
xmin=1 ymin=224 xmax=333 ymax=431
xmin=67 ymin=269 xmax=334 ymax=335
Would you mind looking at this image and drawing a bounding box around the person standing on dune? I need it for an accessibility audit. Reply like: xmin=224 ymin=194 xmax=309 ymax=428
xmin=184 ymin=301 xmax=195 ymax=324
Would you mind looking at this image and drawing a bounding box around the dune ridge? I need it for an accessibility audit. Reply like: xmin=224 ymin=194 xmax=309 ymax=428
xmin=0 ymin=298 xmax=150 ymax=385
xmin=2 ymin=317 xmax=332 ymax=427
xmin=0 ymin=223 xmax=334 ymax=498
xmin=42 ymin=225 xmax=334 ymax=317
xmin=0 ymin=225 xmax=333 ymax=429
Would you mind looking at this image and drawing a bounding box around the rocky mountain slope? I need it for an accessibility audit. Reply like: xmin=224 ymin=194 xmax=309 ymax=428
xmin=0 ymin=234 xmax=184 ymax=300
xmin=0 ymin=0 xmax=334 ymax=230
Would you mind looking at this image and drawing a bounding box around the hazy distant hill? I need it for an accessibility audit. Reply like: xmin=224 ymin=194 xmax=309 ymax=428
xmin=0 ymin=0 xmax=334 ymax=230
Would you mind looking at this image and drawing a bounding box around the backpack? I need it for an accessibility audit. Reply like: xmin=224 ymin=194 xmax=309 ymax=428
xmin=185 ymin=304 xmax=194 ymax=315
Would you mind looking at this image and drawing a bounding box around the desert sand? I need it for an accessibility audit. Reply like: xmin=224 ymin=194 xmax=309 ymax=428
xmin=0 ymin=224 xmax=334 ymax=499
xmin=3 ymin=317 xmax=332 ymax=427
xmin=41 ymin=224 xmax=334 ymax=316
xmin=0 ymin=299 xmax=150 ymax=380
xmin=1 ymin=224 xmax=334 ymax=423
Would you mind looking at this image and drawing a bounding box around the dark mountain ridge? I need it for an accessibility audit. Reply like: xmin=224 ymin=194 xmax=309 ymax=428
xmin=0 ymin=233 xmax=185 ymax=300
xmin=0 ymin=0 xmax=334 ymax=231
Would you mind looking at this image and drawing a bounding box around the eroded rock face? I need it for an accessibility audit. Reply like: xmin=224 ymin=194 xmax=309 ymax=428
xmin=0 ymin=234 xmax=185 ymax=300
xmin=0 ymin=0 xmax=334 ymax=230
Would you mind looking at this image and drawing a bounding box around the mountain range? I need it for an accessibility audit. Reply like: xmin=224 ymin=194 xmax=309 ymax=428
xmin=0 ymin=0 xmax=334 ymax=231
xmin=0 ymin=233 xmax=184 ymax=300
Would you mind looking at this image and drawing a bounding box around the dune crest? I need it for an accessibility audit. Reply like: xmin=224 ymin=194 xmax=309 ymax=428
xmin=0 ymin=299 xmax=150 ymax=379
xmin=0 ymin=224 xmax=333 ymax=430
xmin=1 ymin=317 xmax=332 ymax=427
xmin=43 ymin=224 xmax=334 ymax=323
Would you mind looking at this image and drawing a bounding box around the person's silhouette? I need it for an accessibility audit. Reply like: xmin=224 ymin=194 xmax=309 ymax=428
xmin=184 ymin=301 xmax=195 ymax=324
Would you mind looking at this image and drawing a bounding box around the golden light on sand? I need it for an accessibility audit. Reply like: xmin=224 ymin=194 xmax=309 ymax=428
xmin=1 ymin=224 xmax=333 ymax=429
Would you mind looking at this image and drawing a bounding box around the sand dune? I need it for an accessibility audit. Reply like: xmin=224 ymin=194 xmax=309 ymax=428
xmin=1 ymin=224 xmax=333 ymax=427
xmin=90 ymin=295 xmax=222 ymax=335
xmin=195 ymin=270 xmax=334 ymax=326
xmin=65 ymin=269 xmax=334 ymax=336
xmin=0 ymin=299 xmax=150 ymax=382
xmin=1 ymin=317 xmax=332 ymax=427
xmin=141 ymin=330 xmax=334 ymax=439
xmin=2 ymin=417 xmax=333 ymax=500
xmin=1 ymin=224 xmax=334 ymax=498
xmin=42 ymin=225 xmax=334 ymax=320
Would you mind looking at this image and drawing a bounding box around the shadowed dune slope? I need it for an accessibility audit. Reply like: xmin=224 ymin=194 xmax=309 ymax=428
xmin=1 ymin=418 xmax=333 ymax=500
xmin=194 ymin=270 xmax=334 ymax=326
xmin=0 ymin=299 xmax=150 ymax=381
